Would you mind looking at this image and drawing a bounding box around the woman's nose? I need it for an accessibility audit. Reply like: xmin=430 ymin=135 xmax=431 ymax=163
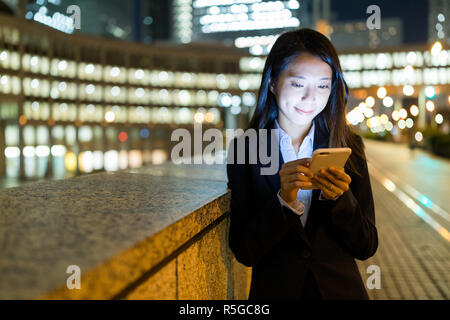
xmin=300 ymin=87 xmax=315 ymax=102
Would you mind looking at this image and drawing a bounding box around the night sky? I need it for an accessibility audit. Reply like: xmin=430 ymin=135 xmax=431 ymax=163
xmin=331 ymin=0 xmax=429 ymax=44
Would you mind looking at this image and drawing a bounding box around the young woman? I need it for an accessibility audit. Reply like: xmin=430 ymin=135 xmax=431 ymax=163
xmin=227 ymin=28 xmax=378 ymax=300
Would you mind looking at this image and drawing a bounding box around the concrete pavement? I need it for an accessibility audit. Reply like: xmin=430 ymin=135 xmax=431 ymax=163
xmin=356 ymin=139 xmax=450 ymax=299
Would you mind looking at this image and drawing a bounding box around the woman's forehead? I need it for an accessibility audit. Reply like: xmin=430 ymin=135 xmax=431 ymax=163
xmin=284 ymin=54 xmax=332 ymax=78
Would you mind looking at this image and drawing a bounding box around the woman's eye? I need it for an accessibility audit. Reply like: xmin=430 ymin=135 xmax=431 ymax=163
xmin=318 ymin=84 xmax=330 ymax=89
xmin=291 ymin=83 xmax=303 ymax=88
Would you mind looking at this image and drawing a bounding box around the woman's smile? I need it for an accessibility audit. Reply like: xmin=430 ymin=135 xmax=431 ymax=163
xmin=294 ymin=107 xmax=315 ymax=115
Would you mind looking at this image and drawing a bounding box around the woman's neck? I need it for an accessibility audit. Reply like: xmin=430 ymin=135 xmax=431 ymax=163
xmin=277 ymin=115 xmax=313 ymax=147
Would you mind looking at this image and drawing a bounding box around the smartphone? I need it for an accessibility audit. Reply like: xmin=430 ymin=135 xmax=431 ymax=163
xmin=303 ymin=147 xmax=352 ymax=190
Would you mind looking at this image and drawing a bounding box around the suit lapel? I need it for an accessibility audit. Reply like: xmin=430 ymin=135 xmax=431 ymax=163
xmin=262 ymin=120 xmax=284 ymax=194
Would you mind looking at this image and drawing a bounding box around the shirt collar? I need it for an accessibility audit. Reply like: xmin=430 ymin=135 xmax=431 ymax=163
xmin=274 ymin=118 xmax=315 ymax=147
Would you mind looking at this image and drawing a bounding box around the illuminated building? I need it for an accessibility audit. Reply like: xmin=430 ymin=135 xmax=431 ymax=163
xmin=6 ymin=0 xmax=171 ymax=43
xmin=173 ymin=0 xmax=308 ymax=55
xmin=338 ymin=45 xmax=450 ymax=136
xmin=0 ymin=13 xmax=258 ymax=180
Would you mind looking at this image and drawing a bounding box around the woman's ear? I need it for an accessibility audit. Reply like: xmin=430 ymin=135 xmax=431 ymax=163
xmin=269 ymin=78 xmax=276 ymax=95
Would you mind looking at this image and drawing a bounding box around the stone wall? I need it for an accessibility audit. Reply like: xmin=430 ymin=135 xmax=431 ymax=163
xmin=125 ymin=216 xmax=252 ymax=300
xmin=0 ymin=162 xmax=252 ymax=300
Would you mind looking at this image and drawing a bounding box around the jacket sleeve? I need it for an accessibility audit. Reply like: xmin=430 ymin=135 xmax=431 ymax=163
xmin=321 ymin=146 xmax=378 ymax=261
xmin=226 ymin=138 xmax=297 ymax=267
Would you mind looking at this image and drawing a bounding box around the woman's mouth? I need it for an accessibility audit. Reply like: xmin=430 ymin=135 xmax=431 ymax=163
xmin=294 ymin=107 xmax=314 ymax=115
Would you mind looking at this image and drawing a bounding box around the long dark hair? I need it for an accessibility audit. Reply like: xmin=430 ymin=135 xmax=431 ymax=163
xmin=247 ymin=28 xmax=365 ymax=175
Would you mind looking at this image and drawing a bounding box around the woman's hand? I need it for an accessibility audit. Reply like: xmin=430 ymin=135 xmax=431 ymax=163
xmin=279 ymin=158 xmax=314 ymax=203
xmin=312 ymin=166 xmax=352 ymax=200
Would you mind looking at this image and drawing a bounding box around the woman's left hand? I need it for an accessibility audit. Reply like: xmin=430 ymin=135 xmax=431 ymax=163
xmin=312 ymin=166 xmax=352 ymax=200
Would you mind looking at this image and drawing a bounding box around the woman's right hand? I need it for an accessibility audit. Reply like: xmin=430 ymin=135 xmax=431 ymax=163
xmin=279 ymin=158 xmax=314 ymax=203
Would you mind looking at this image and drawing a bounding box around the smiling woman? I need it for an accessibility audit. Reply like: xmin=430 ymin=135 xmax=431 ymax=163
xmin=227 ymin=28 xmax=378 ymax=300
xmin=270 ymin=53 xmax=332 ymax=144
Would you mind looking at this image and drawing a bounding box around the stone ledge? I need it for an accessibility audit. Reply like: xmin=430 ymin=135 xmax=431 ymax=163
xmin=0 ymin=162 xmax=238 ymax=299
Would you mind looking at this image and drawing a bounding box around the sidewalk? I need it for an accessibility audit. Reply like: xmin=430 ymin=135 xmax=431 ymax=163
xmin=356 ymin=165 xmax=450 ymax=299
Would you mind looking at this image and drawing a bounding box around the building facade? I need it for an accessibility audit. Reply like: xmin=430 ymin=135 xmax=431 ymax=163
xmin=0 ymin=13 xmax=259 ymax=181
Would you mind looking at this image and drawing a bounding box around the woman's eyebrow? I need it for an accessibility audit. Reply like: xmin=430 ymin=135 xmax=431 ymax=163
xmin=289 ymin=75 xmax=331 ymax=80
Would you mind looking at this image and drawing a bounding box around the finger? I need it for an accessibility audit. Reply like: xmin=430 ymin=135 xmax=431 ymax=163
xmin=312 ymin=175 xmax=333 ymax=193
xmin=285 ymin=181 xmax=313 ymax=189
xmin=312 ymin=177 xmax=336 ymax=198
xmin=282 ymin=172 xmax=312 ymax=183
xmin=313 ymin=175 xmax=343 ymax=197
xmin=280 ymin=165 xmax=314 ymax=178
xmin=281 ymin=158 xmax=311 ymax=169
xmin=322 ymin=188 xmax=338 ymax=199
xmin=318 ymin=170 xmax=349 ymax=191
xmin=328 ymin=167 xmax=352 ymax=184
xmin=281 ymin=164 xmax=310 ymax=175
xmin=321 ymin=187 xmax=337 ymax=199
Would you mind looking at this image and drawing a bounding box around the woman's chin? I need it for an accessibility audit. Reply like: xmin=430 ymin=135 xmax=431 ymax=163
xmin=291 ymin=114 xmax=314 ymax=126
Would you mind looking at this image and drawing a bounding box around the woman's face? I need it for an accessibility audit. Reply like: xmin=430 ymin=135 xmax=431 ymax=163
xmin=270 ymin=52 xmax=332 ymax=126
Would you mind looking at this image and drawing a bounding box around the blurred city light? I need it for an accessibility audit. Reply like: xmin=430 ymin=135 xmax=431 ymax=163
xmin=405 ymin=118 xmax=414 ymax=128
xmin=399 ymin=108 xmax=408 ymax=119
xmin=383 ymin=96 xmax=394 ymax=107
xmin=435 ymin=114 xmax=444 ymax=124
xmin=365 ymin=96 xmax=375 ymax=107
xmin=403 ymin=85 xmax=414 ymax=96
xmin=426 ymin=101 xmax=436 ymax=112
xmin=377 ymin=87 xmax=387 ymax=99
xmin=118 ymin=131 xmax=128 ymax=142
xmin=415 ymin=131 xmax=423 ymax=142
xmin=431 ymin=41 xmax=443 ymax=55
xmin=410 ymin=105 xmax=419 ymax=117
xmin=404 ymin=65 xmax=414 ymax=78
xmin=385 ymin=121 xmax=393 ymax=131
xmin=425 ymin=86 xmax=436 ymax=98
xmin=392 ymin=110 xmax=400 ymax=121
xmin=105 ymin=111 xmax=116 ymax=122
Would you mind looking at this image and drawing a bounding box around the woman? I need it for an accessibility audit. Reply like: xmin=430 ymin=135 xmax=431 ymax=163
xmin=226 ymin=28 xmax=378 ymax=300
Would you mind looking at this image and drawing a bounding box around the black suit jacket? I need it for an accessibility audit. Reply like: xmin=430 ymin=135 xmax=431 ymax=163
xmin=226 ymin=119 xmax=378 ymax=300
